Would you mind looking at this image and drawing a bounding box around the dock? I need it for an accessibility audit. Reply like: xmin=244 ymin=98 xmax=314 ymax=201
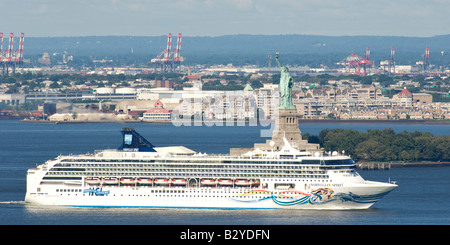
xmin=357 ymin=161 xmax=450 ymax=170
xmin=357 ymin=162 xmax=391 ymax=170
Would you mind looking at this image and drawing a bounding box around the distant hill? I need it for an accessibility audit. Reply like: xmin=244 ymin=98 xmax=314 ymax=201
xmin=22 ymin=34 xmax=450 ymax=67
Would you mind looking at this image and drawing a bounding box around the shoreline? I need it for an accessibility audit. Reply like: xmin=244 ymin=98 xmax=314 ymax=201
xmin=389 ymin=161 xmax=450 ymax=167
xmin=17 ymin=118 xmax=450 ymax=125
xmin=299 ymin=119 xmax=450 ymax=125
xmin=358 ymin=161 xmax=450 ymax=170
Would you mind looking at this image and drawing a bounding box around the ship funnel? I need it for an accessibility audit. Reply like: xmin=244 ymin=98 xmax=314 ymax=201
xmin=119 ymin=128 xmax=156 ymax=152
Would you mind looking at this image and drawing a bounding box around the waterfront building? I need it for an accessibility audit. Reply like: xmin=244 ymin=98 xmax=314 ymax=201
xmin=413 ymin=93 xmax=433 ymax=104
xmin=393 ymin=88 xmax=413 ymax=108
xmin=141 ymin=100 xmax=171 ymax=121
xmin=257 ymin=83 xmax=279 ymax=119
xmin=0 ymin=94 xmax=26 ymax=105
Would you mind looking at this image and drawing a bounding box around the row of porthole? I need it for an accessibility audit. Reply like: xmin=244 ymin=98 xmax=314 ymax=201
xmin=57 ymin=193 xmax=290 ymax=199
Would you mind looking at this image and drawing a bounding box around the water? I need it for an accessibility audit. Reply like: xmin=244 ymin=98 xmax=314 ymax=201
xmin=1 ymin=120 xmax=449 ymax=225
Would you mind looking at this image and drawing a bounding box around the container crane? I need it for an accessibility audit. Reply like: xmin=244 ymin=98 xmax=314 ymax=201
xmin=0 ymin=32 xmax=24 ymax=74
xmin=423 ymin=46 xmax=430 ymax=73
xmin=336 ymin=52 xmax=372 ymax=76
xmin=151 ymin=33 xmax=184 ymax=73
xmin=389 ymin=47 xmax=395 ymax=74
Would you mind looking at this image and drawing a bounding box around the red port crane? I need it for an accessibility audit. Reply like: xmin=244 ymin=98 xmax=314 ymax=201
xmin=423 ymin=46 xmax=430 ymax=72
xmin=0 ymin=32 xmax=25 ymax=74
xmin=173 ymin=33 xmax=183 ymax=63
xmin=389 ymin=47 xmax=395 ymax=74
xmin=151 ymin=33 xmax=183 ymax=73
xmin=336 ymin=52 xmax=373 ymax=76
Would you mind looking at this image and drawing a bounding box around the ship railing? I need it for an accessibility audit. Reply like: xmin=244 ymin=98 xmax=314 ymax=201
xmin=92 ymin=149 xmax=316 ymax=161
xmin=169 ymin=154 xmax=280 ymax=160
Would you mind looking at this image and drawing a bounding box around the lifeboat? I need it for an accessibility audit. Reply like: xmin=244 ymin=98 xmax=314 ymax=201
xmin=201 ymin=179 xmax=217 ymax=186
xmin=171 ymin=179 xmax=187 ymax=185
xmin=154 ymin=178 xmax=171 ymax=185
xmin=251 ymin=180 xmax=261 ymax=187
xmin=103 ymin=178 xmax=119 ymax=185
xmin=120 ymin=178 xmax=136 ymax=185
xmin=235 ymin=179 xmax=251 ymax=186
xmin=138 ymin=178 xmax=153 ymax=185
xmin=85 ymin=177 xmax=101 ymax=185
xmin=218 ymin=179 xmax=234 ymax=186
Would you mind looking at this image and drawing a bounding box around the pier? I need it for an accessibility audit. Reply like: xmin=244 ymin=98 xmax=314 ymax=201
xmin=357 ymin=162 xmax=391 ymax=170
xmin=358 ymin=161 xmax=450 ymax=170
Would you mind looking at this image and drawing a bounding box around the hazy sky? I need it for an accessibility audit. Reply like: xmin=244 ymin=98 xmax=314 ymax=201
xmin=3 ymin=0 xmax=450 ymax=37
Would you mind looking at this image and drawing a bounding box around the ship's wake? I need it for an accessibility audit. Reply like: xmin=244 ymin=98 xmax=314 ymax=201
xmin=0 ymin=200 xmax=26 ymax=205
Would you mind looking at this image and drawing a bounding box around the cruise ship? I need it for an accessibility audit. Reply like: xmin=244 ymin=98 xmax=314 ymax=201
xmin=25 ymin=128 xmax=397 ymax=210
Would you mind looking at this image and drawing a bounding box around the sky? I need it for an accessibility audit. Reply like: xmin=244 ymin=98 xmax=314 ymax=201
xmin=3 ymin=0 xmax=450 ymax=37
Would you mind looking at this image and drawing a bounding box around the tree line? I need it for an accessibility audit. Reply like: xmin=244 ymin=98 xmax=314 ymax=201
xmin=303 ymin=128 xmax=450 ymax=162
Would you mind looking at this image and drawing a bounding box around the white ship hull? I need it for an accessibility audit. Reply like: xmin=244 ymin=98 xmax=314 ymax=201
xmin=25 ymin=128 xmax=397 ymax=210
xmin=25 ymin=181 xmax=396 ymax=210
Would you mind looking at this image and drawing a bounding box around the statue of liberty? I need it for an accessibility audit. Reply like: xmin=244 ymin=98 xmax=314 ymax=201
xmin=276 ymin=53 xmax=296 ymax=109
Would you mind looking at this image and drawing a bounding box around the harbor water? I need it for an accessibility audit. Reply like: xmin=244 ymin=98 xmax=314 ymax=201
xmin=0 ymin=120 xmax=449 ymax=225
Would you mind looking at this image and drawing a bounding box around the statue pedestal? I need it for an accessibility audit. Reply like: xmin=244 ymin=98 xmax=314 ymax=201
xmin=272 ymin=109 xmax=302 ymax=142
xmin=230 ymin=108 xmax=322 ymax=155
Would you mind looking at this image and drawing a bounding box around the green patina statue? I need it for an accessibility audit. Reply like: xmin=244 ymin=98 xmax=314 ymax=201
xmin=276 ymin=53 xmax=296 ymax=110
